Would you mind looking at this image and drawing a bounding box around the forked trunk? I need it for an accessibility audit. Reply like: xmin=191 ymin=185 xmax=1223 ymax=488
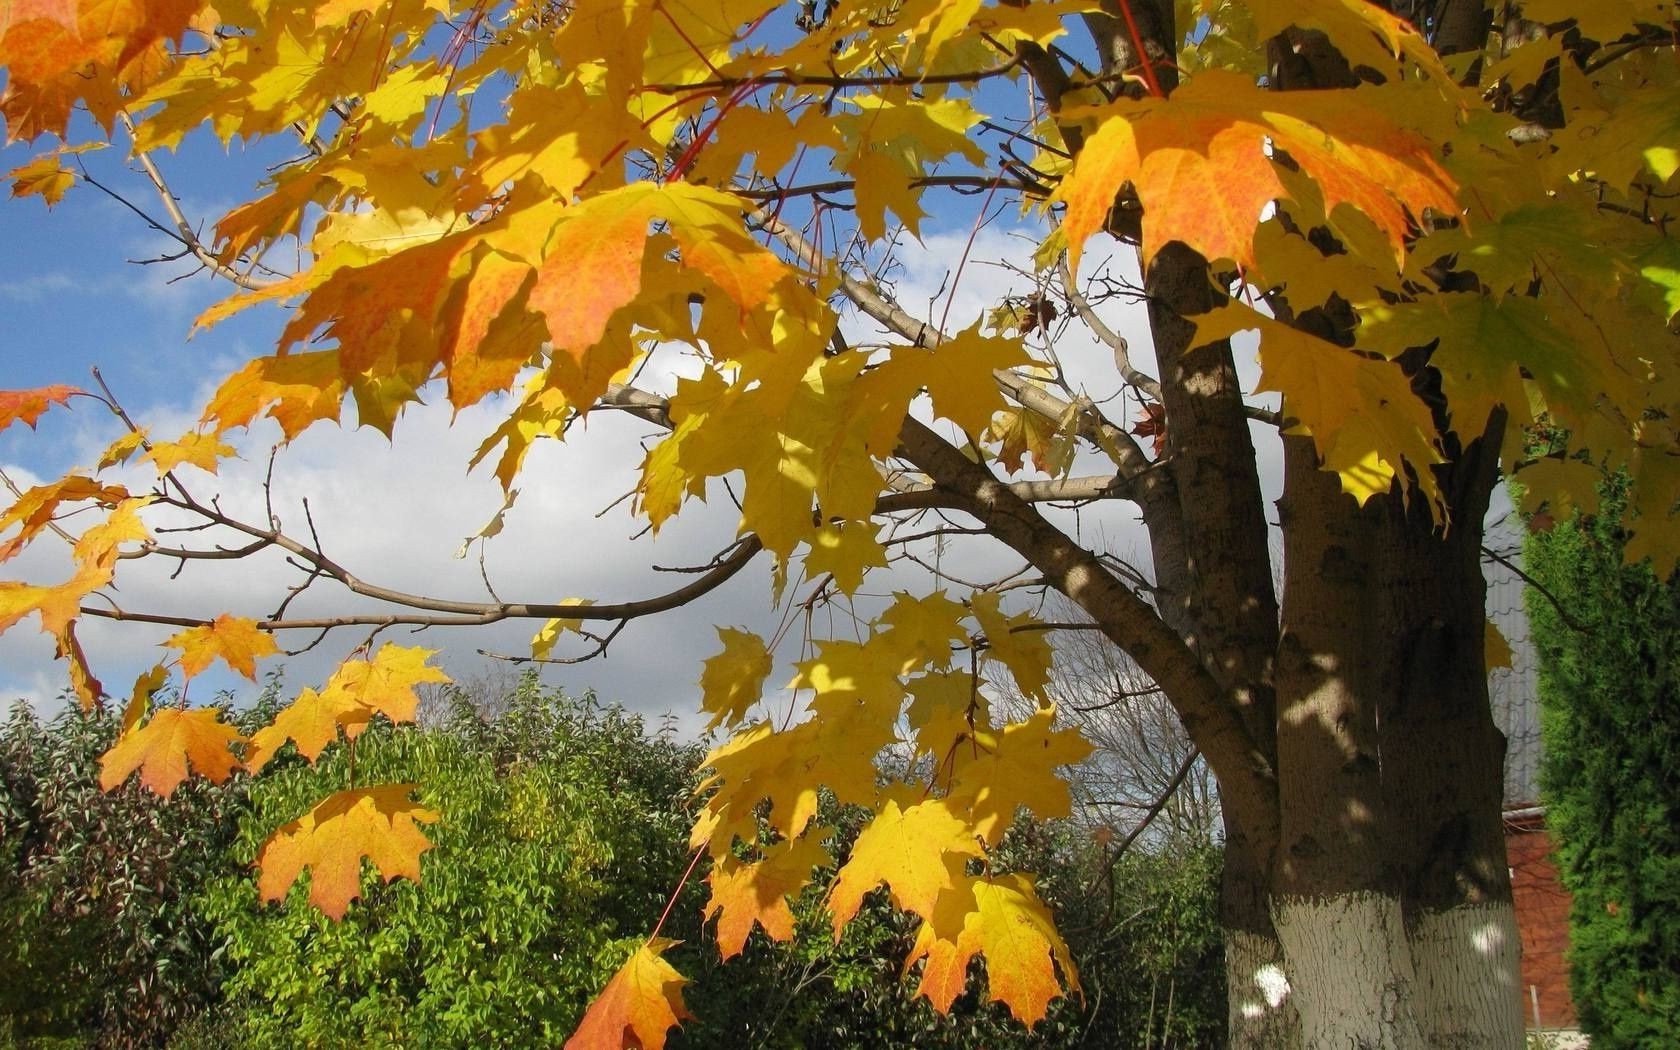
xmin=1218 ymin=433 xmax=1524 ymax=1049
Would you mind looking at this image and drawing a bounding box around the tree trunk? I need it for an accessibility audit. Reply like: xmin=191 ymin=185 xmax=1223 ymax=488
xmin=1224 ymin=432 xmax=1524 ymax=1050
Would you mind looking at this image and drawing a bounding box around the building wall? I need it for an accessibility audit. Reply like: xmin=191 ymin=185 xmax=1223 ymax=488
xmin=1507 ymin=811 xmax=1578 ymax=1030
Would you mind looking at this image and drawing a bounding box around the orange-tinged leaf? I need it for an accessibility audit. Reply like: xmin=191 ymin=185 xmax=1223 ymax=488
xmin=906 ymin=873 xmax=1078 ymax=1026
xmin=98 ymin=706 xmax=242 ymax=798
xmin=1054 ymin=73 xmax=1458 ymax=274
xmin=71 ymin=496 xmax=151 ymax=566
xmin=202 ymin=349 xmax=346 ymax=439
xmin=566 ymin=938 xmax=693 ymax=1050
xmin=255 ymin=783 xmax=438 ymax=919
xmin=57 ymin=620 xmax=102 ymax=710
xmin=166 ymin=614 xmax=278 ymax=680
xmin=0 ymin=558 xmax=112 ymax=636
xmin=328 ymin=643 xmax=450 ymax=723
xmin=0 ymin=475 xmax=131 ymax=561
xmin=244 ymin=685 xmax=367 ymax=772
xmin=704 ymin=834 xmax=829 ymax=960
xmin=0 ymin=384 xmax=78 ymax=431
xmin=8 ymin=152 xmax=73 ymax=203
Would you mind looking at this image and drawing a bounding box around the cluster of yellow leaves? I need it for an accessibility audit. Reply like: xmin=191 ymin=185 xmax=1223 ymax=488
xmin=686 ymin=591 xmax=1089 ymax=1027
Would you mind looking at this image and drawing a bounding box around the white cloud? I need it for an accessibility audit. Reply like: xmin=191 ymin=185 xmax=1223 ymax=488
xmin=2 ymin=226 xmax=1289 ymax=738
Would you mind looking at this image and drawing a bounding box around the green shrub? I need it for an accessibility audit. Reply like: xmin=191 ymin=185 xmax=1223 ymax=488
xmin=1527 ymin=477 xmax=1680 ymax=1046
xmin=0 ymin=699 xmax=252 ymax=1048
xmin=201 ymin=676 xmax=704 ymax=1049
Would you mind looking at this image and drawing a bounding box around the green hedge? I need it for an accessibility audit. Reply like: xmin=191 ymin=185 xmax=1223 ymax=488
xmin=1527 ymin=478 xmax=1680 ymax=1046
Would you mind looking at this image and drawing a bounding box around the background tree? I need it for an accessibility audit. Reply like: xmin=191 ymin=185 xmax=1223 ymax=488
xmin=2 ymin=2 xmax=1678 ymax=1048
xmin=0 ymin=693 xmax=262 ymax=1048
xmin=1525 ymin=476 xmax=1680 ymax=1047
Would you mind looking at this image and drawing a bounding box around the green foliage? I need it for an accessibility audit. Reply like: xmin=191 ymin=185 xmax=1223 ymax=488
xmin=202 ymin=675 xmax=703 ymax=1049
xmin=1526 ymin=477 xmax=1680 ymax=1046
xmin=3 ymin=671 xmax=1224 ymax=1048
xmin=0 ymin=699 xmax=252 ymax=1048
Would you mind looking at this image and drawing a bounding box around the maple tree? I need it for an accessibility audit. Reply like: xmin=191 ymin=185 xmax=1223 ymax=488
xmin=3 ymin=0 xmax=1679 ymax=1046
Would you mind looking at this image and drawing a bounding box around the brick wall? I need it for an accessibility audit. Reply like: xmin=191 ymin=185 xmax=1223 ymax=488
xmin=1506 ymin=810 xmax=1578 ymax=1030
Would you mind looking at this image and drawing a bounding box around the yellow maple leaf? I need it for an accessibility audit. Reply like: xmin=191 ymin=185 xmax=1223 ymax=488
xmin=143 ymin=432 xmax=238 ymax=475
xmin=564 ymin=938 xmax=693 ymax=1050
xmin=945 ymin=708 xmax=1092 ymax=845
xmin=802 ymin=522 xmax=888 ymax=597
xmin=1194 ymin=302 xmax=1446 ymax=509
xmin=828 ymin=794 xmax=981 ymax=935
xmin=879 ymin=590 xmax=970 ymax=671
xmin=98 ymin=707 xmax=243 ymax=798
xmin=255 ymin=783 xmax=439 ymax=919
xmin=906 ymin=873 xmax=1079 ymax=1026
xmin=906 ymin=670 xmax=987 ymax=758
xmin=969 ymin=592 xmax=1054 ymax=703
xmin=699 ymin=627 xmax=774 ymax=730
xmin=166 ymin=614 xmax=278 ymax=680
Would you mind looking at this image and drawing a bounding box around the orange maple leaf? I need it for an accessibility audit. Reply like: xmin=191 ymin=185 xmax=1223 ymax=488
xmin=1054 ymin=72 xmax=1458 ymax=275
xmin=98 ymin=706 xmax=243 ymax=797
xmin=703 ymin=835 xmax=829 ymax=960
xmin=243 ymin=684 xmax=367 ymax=772
xmin=0 ymin=384 xmax=79 ymax=431
xmin=0 ymin=475 xmax=131 ymax=561
xmin=57 ymin=620 xmax=102 ymax=711
xmin=0 ymin=559 xmax=113 ymax=636
xmin=330 ymin=643 xmax=451 ymax=722
xmin=0 ymin=0 xmax=203 ymax=139
xmin=255 ymin=783 xmax=439 ymax=919
xmin=244 ymin=644 xmax=448 ymax=771
xmin=565 ymin=938 xmax=693 ymax=1050
xmin=906 ymin=873 xmax=1079 ymax=1026
xmin=166 ymin=614 xmax=278 ymax=680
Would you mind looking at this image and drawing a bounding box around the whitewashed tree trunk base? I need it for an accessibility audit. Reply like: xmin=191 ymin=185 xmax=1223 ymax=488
xmin=1272 ymin=893 xmax=1424 ymax=1050
xmin=1409 ymin=901 xmax=1525 ymax=1048
xmin=1227 ymin=928 xmax=1301 ymax=1048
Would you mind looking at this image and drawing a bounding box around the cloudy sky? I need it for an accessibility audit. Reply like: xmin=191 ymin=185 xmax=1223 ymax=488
xmin=1 ymin=117 xmax=1225 ymax=734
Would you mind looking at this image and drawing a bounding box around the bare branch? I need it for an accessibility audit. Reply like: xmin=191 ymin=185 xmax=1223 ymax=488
xmin=119 ymin=112 xmax=280 ymax=291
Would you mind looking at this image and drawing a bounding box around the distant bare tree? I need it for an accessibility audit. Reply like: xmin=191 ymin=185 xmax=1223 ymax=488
xmin=996 ymin=594 xmax=1220 ymax=851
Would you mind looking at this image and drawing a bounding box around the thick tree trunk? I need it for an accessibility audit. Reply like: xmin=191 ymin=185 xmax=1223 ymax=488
xmin=1235 ymin=432 xmax=1524 ymax=1050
